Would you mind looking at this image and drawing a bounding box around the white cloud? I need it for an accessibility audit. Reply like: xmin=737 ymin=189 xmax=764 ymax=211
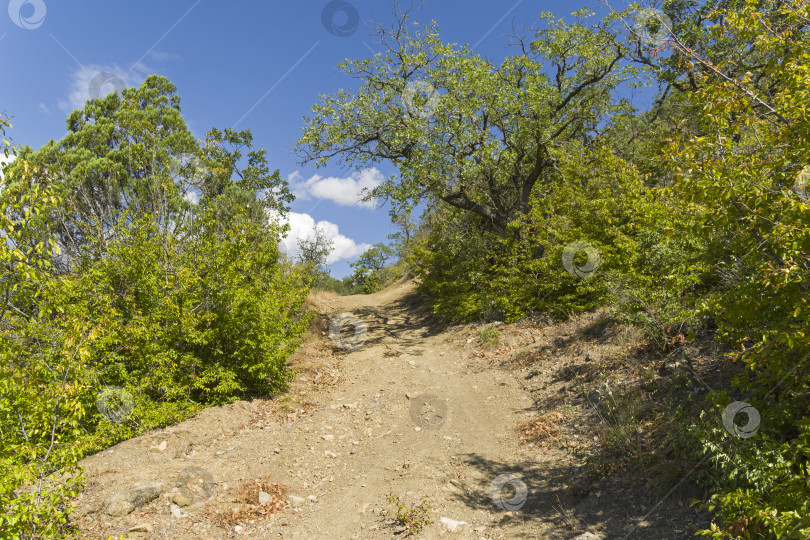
xmin=289 ymin=168 xmax=384 ymax=209
xmin=58 ymin=65 xmax=146 ymax=113
xmin=38 ymin=102 xmax=52 ymax=115
xmin=271 ymin=211 xmax=371 ymax=264
xmin=0 ymin=153 xmax=16 ymax=180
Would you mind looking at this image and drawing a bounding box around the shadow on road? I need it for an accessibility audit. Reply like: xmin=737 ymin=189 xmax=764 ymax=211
xmin=450 ymin=452 xmax=700 ymax=539
xmin=329 ymin=289 xmax=446 ymax=355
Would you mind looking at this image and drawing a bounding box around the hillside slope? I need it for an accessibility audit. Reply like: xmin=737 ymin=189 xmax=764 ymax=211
xmin=71 ymin=279 xmax=706 ymax=539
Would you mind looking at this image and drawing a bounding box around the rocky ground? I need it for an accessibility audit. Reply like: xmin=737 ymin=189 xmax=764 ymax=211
xmin=70 ymin=278 xmax=710 ymax=539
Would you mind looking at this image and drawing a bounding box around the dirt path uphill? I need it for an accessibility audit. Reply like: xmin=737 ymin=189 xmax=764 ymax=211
xmin=71 ymin=279 xmax=703 ymax=539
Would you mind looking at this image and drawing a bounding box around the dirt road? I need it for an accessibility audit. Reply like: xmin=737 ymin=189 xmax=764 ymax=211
xmin=71 ymin=279 xmax=703 ymax=539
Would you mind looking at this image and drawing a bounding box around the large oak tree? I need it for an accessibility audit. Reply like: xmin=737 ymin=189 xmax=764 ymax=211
xmin=296 ymin=8 xmax=639 ymax=237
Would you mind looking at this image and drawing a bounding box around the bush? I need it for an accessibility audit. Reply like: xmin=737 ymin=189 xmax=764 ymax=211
xmin=79 ymin=208 xmax=312 ymax=447
xmin=660 ymin=3 xmax=810 ymax=536
xmin=0 ymin=177 xmax=312 ymax=539
xmin=411 ymin=145 xmax=688 ymax=324
xmin=0 ymin=159 xmax=88 ymax=538
xmin=349 ymin=243 xmax=398 ymax=294
xmin=0 ymin=78 xmax=313 ymax=536
xmin=310 ymin=272 xmax=364 ymax=296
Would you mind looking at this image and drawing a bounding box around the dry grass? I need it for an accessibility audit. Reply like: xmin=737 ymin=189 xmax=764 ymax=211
xmin=210 ymin=478 xmax=289 ymax=528
xmin=516 ymin=412 xmax=565 ymax=447
xmin=510 ymin=345 xmax=552 ymax=368
xmin=286 ymin=309 xmax=337 ymax=382
xmin=235 ymin=479 xmax=288 ymax=506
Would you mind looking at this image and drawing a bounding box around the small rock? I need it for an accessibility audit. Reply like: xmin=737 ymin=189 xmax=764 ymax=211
xmin=105 ymin=482 xmax=164 ymax=517
xmin=322 ymin=434 xmax=334 ymax=441
xmin=325 ymin=450 xmax=337 ymax=458
xmin=106 ymin=498 xmax=135 ymax=517
xmin=170 ymin=504 xmax=184 ymax=518
xmin=288 ymin=495 xmax=306 ymax=507
xmin=169 ymin=491 xmax=193 ymax=507
xmin=174 ymin=466 xmax=215 ymax=499
xmin=176 ymin=466 xmax=213 ymax=484
xmin=440 ymin=517 xmax=468 ymax=532
xmin=274 ymin=447 xmax=281 ymax=453
xmin=308 ymin=495 xmax=318 ymax=503
xmin=234 ymin=524 xmax=243 ymax=533
xmin=127 ymin=524 xmax=153 ymax=533
xmin=258 ymin=491 xmax=273 ymax=505
xmin=148 ymin=440 xmax=167 ymax=453
xmin=572 ymin=534 xmax=605 ymax=540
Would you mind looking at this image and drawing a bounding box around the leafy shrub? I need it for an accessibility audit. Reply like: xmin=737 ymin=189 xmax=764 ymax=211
xmin=0 ymin=77 xmax=313 ymax=536
xmin=349 ymin=243 xmax=397 ymax=294
xmin=78 ymin=207 xmax=312 ymax=449
xmin=412 ymin=146 xmax=683 ymax=323
xmin=660 ymin=2 xmax=810 ymax=536
xmin=310 ymin=271 xmax=364 ymax=296
xmin=0 ymin=150 xmax=88 ymax=538
xmin=479 ymin=327 xmax=501 ymax=347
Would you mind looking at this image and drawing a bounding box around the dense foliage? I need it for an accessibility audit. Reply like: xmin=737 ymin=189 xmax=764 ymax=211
xmin=298 ymin=2 xmax=810 ymax=537
xmin=3 ymin=0 xmax=809 ymax=536
xmin=349 ymin=243 xmax=396 ymax=294
xmin=661 ymin=2 xmax=810 ymax=536
xmin=0 ymin=77 xmax=311 ymax=537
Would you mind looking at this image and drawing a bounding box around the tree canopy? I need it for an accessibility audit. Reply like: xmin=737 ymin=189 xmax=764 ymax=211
xmin=8 ymin=75 xmax=292 ymax=266
xmin=297 ymin=8 xmax=641 ymax=236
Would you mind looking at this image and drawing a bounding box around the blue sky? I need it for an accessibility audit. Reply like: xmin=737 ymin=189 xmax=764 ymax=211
xmin=1 ymin=0 xmax=635 ymax=278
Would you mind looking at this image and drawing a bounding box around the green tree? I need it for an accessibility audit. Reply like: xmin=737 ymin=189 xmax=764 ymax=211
xmin=0 ymin=116 xmax=88 ymax=539
xmin=627 ymin=0 xmax=800 ymax=105
xmin=350 ymin=243 xmax=395 ymax=293
xmin=296 ymin=226 xmax=334 ymax=275
xmin=0 ymin=76 xmax=312 ymax=536
xmin=388 ymin=209 xmax=416 ymax=254
xmin=7 ymin=75 xmax=292 ymax=266
xmin=296 ymin=8 xmax=637 ymax=239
